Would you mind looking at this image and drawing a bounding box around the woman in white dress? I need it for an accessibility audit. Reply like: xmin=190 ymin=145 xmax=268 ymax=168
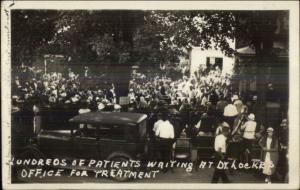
xmin=258 ymin=127 xmax=279 ymax=183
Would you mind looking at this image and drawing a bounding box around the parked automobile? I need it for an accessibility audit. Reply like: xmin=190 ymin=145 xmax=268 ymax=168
xmin=17 ymin=111 xmax=149 ymax=181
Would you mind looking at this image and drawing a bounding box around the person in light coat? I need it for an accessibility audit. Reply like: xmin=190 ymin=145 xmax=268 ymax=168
xmin=258 ymin=127 xmax=279 ymax=183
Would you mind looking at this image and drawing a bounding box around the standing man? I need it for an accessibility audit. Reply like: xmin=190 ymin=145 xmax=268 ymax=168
xmin=155 ymin=112 xmax=175 ymax=170
xmin=153 ymin=113 xmax=164 ymax=134
xmin=84 ymin=66 xmax=89 ymax=77
xmin=241 ymin=113 xmax=257 ymax=163
xmin=212 ymin=125 xmax=230 ymax=183
xmin=150 ymin=113 xmax=164 ymax=161
xmin=223 ymin=97 xmax=238 ymax=130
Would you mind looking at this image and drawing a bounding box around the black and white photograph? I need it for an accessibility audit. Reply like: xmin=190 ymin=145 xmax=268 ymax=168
xmin=1 ymin=1 xmax=299 ymax=189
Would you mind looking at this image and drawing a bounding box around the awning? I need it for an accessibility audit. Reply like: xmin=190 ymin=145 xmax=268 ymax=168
xmin=237 ymin=46 xmax=256 ymax=55
xmin=237 ymin=43 xmax=288 ymax=56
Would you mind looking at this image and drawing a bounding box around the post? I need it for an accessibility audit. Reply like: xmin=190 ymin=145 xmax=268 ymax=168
xmin=44 ymin=58 xmax=47 ymax=74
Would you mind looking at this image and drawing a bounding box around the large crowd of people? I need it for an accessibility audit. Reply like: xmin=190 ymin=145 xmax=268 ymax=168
xmin=11 ymin=64 xmax=288 ymax=183
xmin=12 ymin=66 xmax=117 ymax=111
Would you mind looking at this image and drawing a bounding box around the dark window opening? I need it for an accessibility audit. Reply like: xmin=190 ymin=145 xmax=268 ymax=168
xmin=206 ymin=57 xmax=223 ymax=71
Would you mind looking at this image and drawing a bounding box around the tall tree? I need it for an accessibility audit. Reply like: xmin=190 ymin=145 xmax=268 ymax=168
xmin=50 ymin=10 xmax=238 ymax=99
xmin=134 ymin=11 xmax=236 ymax=65
xmin=52 ymin=10 xmax=145 ymax=99
xmin=234 ymin=11 xmax=288 ymax=102
xmin=12 ymin=10 xmax=239 ymax=99
xmin=11 ymin=10 xmax=60 ymax=66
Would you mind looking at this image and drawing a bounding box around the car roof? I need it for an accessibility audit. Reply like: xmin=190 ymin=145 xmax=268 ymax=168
xmin=69 ymin=111 xmax=147 ymax=126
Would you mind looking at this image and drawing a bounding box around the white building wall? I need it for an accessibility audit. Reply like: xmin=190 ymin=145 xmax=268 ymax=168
xmin=190 ymin=41 xmax=235 ymax=77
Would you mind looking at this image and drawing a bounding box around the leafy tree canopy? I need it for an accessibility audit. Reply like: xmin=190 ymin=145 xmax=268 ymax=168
xmin=12 ymin=10 xmax=238 ymax=67
xmin=12 ymin=10 xmax=287 ymax=68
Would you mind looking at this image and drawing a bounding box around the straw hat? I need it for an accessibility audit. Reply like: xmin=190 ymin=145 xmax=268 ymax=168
xmin=102 ymin=99 xmax=110 ymax=104
xmin=60 ymin=92 xmax=67 ymax=97
xmin=98 ymin=103 xmax=105 ymax=110
xmin=221 ymin=122 xmax=230 ymax=128
xmin=248 ymin=113 xmax=255 ymax=121
xmin=71 ymin=96 xmax=79 ymax=103
xmin=267 ymin=127 xmax=274 ymax=132
xmin=65 ymin=100 xmax=71 ymax=104
xmin=280 ymin=119 xmax=288 ymax=127
xmin=114 ymin=104 xmax=121 ymax=110
xmin=231 ymin=95 xmax=239 ymax=102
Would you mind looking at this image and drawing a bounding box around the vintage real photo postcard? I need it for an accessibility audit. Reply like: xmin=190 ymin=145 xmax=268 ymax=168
xmin=1 ymin=1 xmax=299 ymax=189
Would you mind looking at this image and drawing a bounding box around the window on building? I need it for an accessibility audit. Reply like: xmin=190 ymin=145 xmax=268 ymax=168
xmin=206 ymin=57 xmax=223 ymax=70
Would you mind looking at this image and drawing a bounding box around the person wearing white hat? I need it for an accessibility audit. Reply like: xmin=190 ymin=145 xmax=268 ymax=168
xmin=233 ymin=96 xmax=243 ymax=114
xmin=223 ymin=98 xmax=238 ymax=130
xmin=60 ymin=92 xmax=67 ymax=97
xmin=240 ymin=113 xmax=257 ymax=163
xmin=259 ymin=127 xmax=279 ymax=183
xmin=97 ymin=102 xmax=105 ymax=111
xmin=65 ymin=100 xmax=71 ymax=104
xmin=71 ymin=96 xmax=79 ymax=103
xmin=231 ymin=95 xmax=239 ymax=102
xmin=113 ymin=104 xmax=121 ymax=112
xmin=78 ymin=101 xmax=91 ymax=114
xmin=102 ymin=99 xmax=110 ymax=105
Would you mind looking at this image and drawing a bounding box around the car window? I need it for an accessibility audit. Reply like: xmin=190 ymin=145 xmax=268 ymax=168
xmin=73 ymin=124 xmax=96 ymax=138
xmin=124 ymin=125 xmax=138 ymax=140
xmin=98 ymin=124 xmax=127 ymax=140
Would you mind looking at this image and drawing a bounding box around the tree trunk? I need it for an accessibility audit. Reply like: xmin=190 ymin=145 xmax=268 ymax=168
xmin=110 ymin=64 xmax=132 ymax=104
xmin=253 ymin=41 xmax=266 ymax=125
